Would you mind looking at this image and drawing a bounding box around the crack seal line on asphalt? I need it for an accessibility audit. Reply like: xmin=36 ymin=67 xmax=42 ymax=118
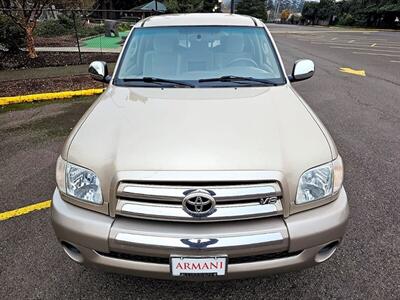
xmin=352 ymin=51 xmax=400 ymax=57
xmin=0 ymin=88 xmax=105 ymax=106
xmin=270 ymin=30 xmax=379 ymax=34
xmin=0 ymin=200 xmax=51 ymax=221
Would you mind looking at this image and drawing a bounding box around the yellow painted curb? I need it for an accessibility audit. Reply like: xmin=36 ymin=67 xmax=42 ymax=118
xmin=0 ymin=88 xmax=104 ymax=106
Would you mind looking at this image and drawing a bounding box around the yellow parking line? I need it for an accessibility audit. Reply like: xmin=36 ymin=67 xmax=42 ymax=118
xmin=0 ymin=88 xmax=104 ymax=106
xmin=0 ymin=200 xmax=51 ymax=221
xmin=339 ymin=68 xmax=366 ymax=77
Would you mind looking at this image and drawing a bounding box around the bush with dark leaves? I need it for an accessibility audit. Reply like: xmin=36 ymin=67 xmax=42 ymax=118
xmin=35 ymin=14 xmax=105 ymax=38
xmin=0 ymin=14 xmax=26 ymax=51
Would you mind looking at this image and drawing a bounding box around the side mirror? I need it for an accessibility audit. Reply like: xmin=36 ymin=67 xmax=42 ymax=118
xmin=89 ymin=61 xmax=111 ymax=83
xmin=289 ymin=59 xmax=314 ymax=82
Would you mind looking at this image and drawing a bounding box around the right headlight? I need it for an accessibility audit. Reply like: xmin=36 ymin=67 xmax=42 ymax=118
xmin=56 ymin=157 xmax=103 ymax=205
xmin=296 ymin=156 xmax=343 ymax=204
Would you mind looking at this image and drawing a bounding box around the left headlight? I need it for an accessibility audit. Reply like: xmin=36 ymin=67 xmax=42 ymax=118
xmin=296 ymin=156 xmax=343 ymax=204
xmin=56 ymin=157 xmax=103 ymax=205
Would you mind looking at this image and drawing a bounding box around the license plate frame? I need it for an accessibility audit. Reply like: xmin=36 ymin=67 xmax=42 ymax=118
xmin=170 ymin=255 xmax=228 ymax=277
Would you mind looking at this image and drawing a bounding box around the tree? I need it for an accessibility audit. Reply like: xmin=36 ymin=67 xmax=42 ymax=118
xmin=317 ymin=0 xmax=337 ymax=21
xmin=164 ymin=0 xmax=179 ymax=12
xmin=0 ymin=0 xmax=53 ymax=58
xmin=201 ymin=0 xmax=219 ymax=12
xmin=301 ymin=1 xmax=321 ymax=24
xmin=293 ymin=0 xmax=305 ymax=13
xmin=64 ymin=0 xmax=96 ymax=9
xmin=236 ymin=0 xmax=267 ymax=20
xmin=301 ymin=0 xmax=399 ymax=28
xmin=0 ymin=0 xmax=92 ymax=58
xmin=281 ymin=9 xmax=290 ymax=21
xmin=164 ymin=0 xmax=203 ymax=13
xmin=107 ymin=0 xmax=148 ymax=11
xmin=0 ymin=13 xmax=25 ymax=51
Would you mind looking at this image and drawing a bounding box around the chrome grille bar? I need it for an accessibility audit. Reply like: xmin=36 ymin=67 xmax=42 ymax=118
xmin=118 ymin=182 xmax=281 ymax=203
xmin=115 ymin=232 xmax=284 ymax=249
xmin=117 ymin=200 xmax=283 ymax=222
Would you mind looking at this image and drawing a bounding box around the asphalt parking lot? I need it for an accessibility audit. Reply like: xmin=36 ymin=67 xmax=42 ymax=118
xmin=1 ymin=24 xmax=399 ymax=299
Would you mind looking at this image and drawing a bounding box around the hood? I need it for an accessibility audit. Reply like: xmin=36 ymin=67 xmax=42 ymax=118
xmin=66 ymin=85 xmax=333 ymax=200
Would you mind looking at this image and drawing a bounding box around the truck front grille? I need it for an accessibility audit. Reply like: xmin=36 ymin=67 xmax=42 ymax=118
xmin=115 ymin=182 xmax=283 ymax=222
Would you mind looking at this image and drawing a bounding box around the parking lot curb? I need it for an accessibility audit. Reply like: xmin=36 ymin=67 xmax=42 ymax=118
xmin=0 ymin=88 xmax=104 ymax=106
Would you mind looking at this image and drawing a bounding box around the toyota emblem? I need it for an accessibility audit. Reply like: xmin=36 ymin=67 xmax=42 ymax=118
xmin=182 ymin=189 xmax=216 ymax=218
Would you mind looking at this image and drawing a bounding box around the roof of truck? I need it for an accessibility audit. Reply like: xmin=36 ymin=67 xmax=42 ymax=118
xmin=135 ymin=13 xmax=262 ymax=28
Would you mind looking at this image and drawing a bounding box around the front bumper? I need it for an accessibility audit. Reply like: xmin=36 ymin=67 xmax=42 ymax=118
xmin=51 ymin=188 xmax=349 ymax=280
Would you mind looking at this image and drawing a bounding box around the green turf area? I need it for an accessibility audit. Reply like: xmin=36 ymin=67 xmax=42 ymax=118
xmin=83 ymin=31 xmax=129 ymax=49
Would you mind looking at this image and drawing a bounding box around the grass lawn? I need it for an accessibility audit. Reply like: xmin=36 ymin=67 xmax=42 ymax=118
xmin=83 ymin=31 xmax=129 ymax=49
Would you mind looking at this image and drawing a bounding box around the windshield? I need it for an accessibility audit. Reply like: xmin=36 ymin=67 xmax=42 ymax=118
xmin=114 ymin=26 xmax=286 ymax=87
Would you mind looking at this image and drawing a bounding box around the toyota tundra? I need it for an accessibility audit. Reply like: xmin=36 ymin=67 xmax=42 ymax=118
xmin=51 ymin=13 xmax=349 ymax=280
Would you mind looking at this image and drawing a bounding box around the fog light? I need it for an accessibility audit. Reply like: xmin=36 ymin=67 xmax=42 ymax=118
xmin=61 ymin=241 xmax=84 ymax=264
xmin=315 ymin=241 xmax=339 ymax=263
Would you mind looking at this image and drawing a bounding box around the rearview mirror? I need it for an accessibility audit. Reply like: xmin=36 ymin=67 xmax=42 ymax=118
xmin=89 ymin=61 xmax=111 ymax=83
xmin=289 ymin=59 xmax=314 ymax=82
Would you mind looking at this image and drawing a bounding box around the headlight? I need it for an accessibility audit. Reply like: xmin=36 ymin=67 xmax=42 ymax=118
xmin=296 ymin=156 xmax=343 ymax=204
xmin=66 ymin=162 xmax=103 ymax=204
xmin=56 ymin=157 xmax=103 ymax=204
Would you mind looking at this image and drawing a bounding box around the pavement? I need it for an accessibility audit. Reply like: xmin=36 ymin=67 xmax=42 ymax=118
xmin=0 ymin=24 xmax=399 ymax=299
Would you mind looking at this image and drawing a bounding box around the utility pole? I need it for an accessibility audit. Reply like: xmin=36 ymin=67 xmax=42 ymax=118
xmin=230 ymin=0 xmax=234 ymax=14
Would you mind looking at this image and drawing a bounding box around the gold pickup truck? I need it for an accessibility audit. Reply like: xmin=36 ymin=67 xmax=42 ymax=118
xmin=51 ymin=13 xmax=349 ymax=280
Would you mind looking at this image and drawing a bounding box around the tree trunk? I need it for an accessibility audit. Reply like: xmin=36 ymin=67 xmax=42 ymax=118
xmin=25 ymin=25 xmax=37 ymax=59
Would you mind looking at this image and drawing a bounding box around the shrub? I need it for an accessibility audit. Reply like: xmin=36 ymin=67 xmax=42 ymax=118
xmin=0 ymin=14 xmax=26 ymax=51
xmin=78 ymin=25 xmax=105 ymax=38
xmin=338 ymin=14 xmax=355 ymax=26
xmin=35 ymin=19 xmax=71 ymax=37
xmin=35 ymin=14 xmax=77 ymax=37
xmin=35 ymin=15 xmax=105 ymax=38
xmin=58 ymin=14 xmax=75 ymax=30
xmin=118 ymin=22 xmax=132 ymax=32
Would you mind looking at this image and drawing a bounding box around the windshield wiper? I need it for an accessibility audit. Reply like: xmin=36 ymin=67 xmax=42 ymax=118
xmin=122 ymin=77 xmax=195 ymax=88
xmin=198 ymin=75 xmax=278 ymax=86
